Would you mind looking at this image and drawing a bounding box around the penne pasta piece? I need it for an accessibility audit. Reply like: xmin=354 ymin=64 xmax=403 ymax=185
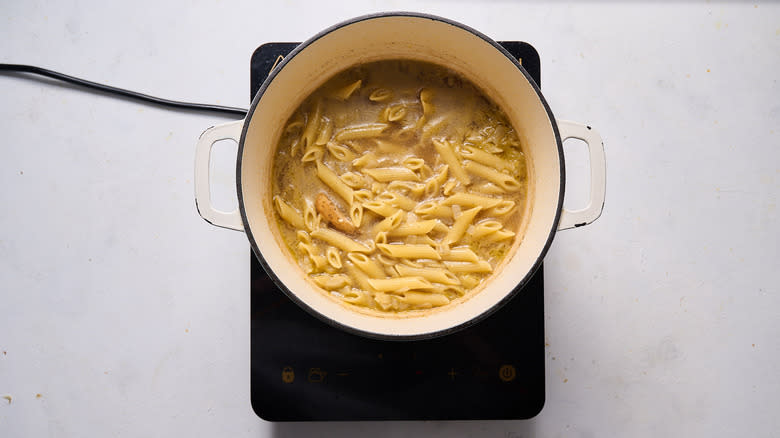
xmin=367 ymin=276 xmax=434 ymax=292
xmin=311 ymin=228 xmax=372 ymax=253
xmin=460 ymin=274 xmax=480 ymax=289
xmin=483 ymin=229 xmax=516 ymax=243
xmin=375 ymin=191 xmax=417 ymax=211
xmin=273 ymin=196 xmax=305 ymax=230
xmin=457 ymin=145 xmax=513 ymax=171
xmin=316 ymin=161 xmax=354 ymax=205
xmin=327 ymin=141 xmax=357 ymax=162
xmin=387 ymin=181 xmax=426 ymax=197
xmin=368 ymin=88 xmax=392 ymax=102
xmin=301 ymin=146 xmax=324 ymax=163
xmin=337 ymin=287 xmax=374 ymax=307
xmin=444 ymin=260 xmax=493 ymax=274
xmin=414 ymin=201 xmax=453 ymax=219
xmin=332 ymin=79 xmax=362 ymax=100
xmin=397 ymin=291 xmax=450 ymax=308
xmin=353 ymin=189 xmax=373 ymax=203
xmin=352 ymin=151 xmax=379 ymax=168
xmin=364 ymin=167 xmax=420 ymax=182
xmin=335 ymin=123 xmax=389 ymax=141
xmin=349 ymin=203 xmax=363 ymax=228
xmin=373 ymin=210 xmax=405 ymax=234
xmin=374 ymin=231 xmax=388 ymax=245
xmin=387 ymin=104 xmax=407 ymax=122
xmin=314 ymin=117 xmax=333 ymax=145
xmin=420 ymin=88 xmax=435 ymax=117
xmin=432 ymin=138 xmax=470 ymax=185
xmin=468 ymin=220 xmax=503 ymax=239
xmin=420 ymin=115 xmax=447 ymax=144
xmin=462 ymin=160 xmax=523 ymax=192
xmin=303 ymin=201 xmax=319 ymax=232
xmin=325 ymin=247 xmax=343 ymax=269
xmin=344 ymin=262 xmax=375 ymax=291
xmin=441 ymin=192 xmax=502 ymax=209
xmin=403 ymin=157 xmax=426 ymax=172
xmin=363 ymin=201 xmax=400 ymax=217
xmin=440 ymin=247 xmax=480 ymax=262
xmin=285 ymin=119 xmax=304 ymax=133
xmin=442 ymin=179 xmax=458 ymax=196
xmin=395 ymin=264 xmax=460 ymax=285
xmin=377 ymin=243 xmax=441 ymax=260
xmin=472 ymin=182 xmax=505 ymax=195
xmin=443 ymin=206 xmax=482 ymax=246
xmin=289 ymin=137 xmax=301 ymax=157
xmin=487 ymin=200 xmax=516 ymax=216
xmin=387 ymin=220 xmax=438 ymax=237
xmin=429 ymin=284 xmax=465 ymax=298
xmin=296 ymin=230 xmax=311 ymax=245
xmin=312 ymin=273 xmax=351 ymax=290
xmin=340 ymin=172 xmax=366 ymax=189
xmin=298 ymin=242 xmax=327 ymax=271
xmin=301 ymin=100 xmax=322 ymax=148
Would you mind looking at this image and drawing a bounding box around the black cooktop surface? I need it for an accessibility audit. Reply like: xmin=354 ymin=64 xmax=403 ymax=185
xmin=250 ymin=42 xmax=544 ymax=421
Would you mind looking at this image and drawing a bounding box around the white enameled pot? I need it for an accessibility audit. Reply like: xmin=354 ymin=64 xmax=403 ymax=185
xmin=194 ymin=12 xmax=606 ymax=340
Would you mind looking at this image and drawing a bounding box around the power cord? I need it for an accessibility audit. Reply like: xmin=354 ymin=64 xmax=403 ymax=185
xmin=0 ymin=63 xmax=248 ymax=117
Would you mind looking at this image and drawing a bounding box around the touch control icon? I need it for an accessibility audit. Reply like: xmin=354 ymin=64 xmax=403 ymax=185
xmin=498 ymin=364 xmax=516 ymax=382
xmin=281 ymin=366 xmax=295 ymax=383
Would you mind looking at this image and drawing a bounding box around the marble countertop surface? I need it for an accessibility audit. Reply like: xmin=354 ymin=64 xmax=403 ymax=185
xmin=1 ymin=1 xmax=778 ymax=437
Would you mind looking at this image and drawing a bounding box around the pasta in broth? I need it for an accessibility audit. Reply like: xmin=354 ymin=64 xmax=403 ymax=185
xmin=272 ymin=60 xmax=529 ymax=314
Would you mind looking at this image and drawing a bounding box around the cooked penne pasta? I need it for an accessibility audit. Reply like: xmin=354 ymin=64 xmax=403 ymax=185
xmin=314 ymin=117 xmax=333 ymax=145
xmin=463 ymin=160 xmax=523 ymax=192
xmin=373 ymin=210 xmax=405 ymax=234
xmin=432 ymin=138 xmax=470 ymax=185
xmin=443 ymin=206 xmax=482 ymax=246
xmin=444 ymin=260 xmax=493 ymax=274
xmin=311 ymin=228 xmax=372 ymax=253
xmin=468 ymin=220 xmax=503 ymax=239
xmin=352 ymin=151 xmax=379 ymax=168
xmin=367 ymin=276 xmax=434 ymax=292
xmin=312 ymin=273 xmax=351 ymax=290
xmin=414 ymin=201 xmax=453 ymax=219
xmin=377 ymin=243 xmax=441 ymax=260
xmin=397 ymin=291 xmax=450 ymax=307
xmin=327 ymin=142 xmax=356 ymax=162
xmin=364 ymin=167 xmax=420 ymax=182
xmin=457 ymin=145 xmax=513 ymax=171
xmin=395 ymin=264 xmax=460 ymax=285
xmin=335 ymin=123 xmax=389 ymax=141
xmin=274 ymin=196 xmax=305 ymax=230
xmin=441 ymin=192 xmax=502 ymax=209
xmin=272 ymin=60 xmax=529 ymax=314
xmin=347 ymin=253 xmax=385 ymax=278
xmin=440 ymin=247 xmax=479 ymax=262
xmin=368 ymin=88 xmax=392 ymax=102
xmin=375 ymin=191 xmax=417 ymax=211
xmin=388 ymin=220 xmax=438 ymax=236
xmin=363 ymin=201 xmax=400 ymax=217
xmin=316 ymin=161 xmax=354 ymax=205
xmin=332 ymin=79 xmax=362 ymax=100
xmin=301 ymin=100 xmax=322 ymax=148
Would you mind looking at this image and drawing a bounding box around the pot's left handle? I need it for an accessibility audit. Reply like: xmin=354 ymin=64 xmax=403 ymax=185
xmin=194 ymin=120 xmax=245 ymax=231
xmin=556 ymin=120 xmax=606 ymax=230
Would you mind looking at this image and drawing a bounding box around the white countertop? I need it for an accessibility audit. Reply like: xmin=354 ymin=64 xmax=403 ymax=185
xmin=1 ymin=1 xmax=778 ymax=436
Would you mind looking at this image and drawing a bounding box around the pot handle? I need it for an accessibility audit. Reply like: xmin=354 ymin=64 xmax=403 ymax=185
xmin=556 ymin=120 xmax=606 ymax=230
xmin=194 ymin=120 xmax=245 ymax=232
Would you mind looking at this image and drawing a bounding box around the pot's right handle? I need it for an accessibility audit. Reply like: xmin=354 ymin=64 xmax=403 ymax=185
xmin=556 ymin=120 xmax=606 ymax=230
xmin=194 ymin=120 xmax=245 ymax=232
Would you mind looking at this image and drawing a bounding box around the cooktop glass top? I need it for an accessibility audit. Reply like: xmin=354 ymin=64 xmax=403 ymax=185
xmin=249 ymin=42 xmax=544 ymax=421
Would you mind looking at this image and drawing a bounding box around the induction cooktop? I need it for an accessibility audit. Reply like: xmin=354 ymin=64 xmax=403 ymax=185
xmin=249 ymin=41 xmax=545 ymax=421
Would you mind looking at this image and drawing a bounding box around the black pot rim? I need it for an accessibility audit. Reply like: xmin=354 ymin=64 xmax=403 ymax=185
xmin=235 ymin=11 xmax=565 ymax=341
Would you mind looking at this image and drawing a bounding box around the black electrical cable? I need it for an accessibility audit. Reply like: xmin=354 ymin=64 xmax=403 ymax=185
xmin=0 ymin=63 xmax=248 ymax=117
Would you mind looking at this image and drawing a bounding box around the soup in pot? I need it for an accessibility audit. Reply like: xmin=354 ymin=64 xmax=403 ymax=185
xmin=271 ymin=60 xmax=529 ymax=313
